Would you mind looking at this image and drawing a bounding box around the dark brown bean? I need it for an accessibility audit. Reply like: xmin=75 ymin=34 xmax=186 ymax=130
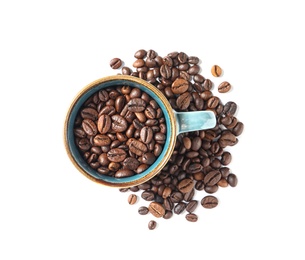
xmin=203 ymin=170 xmax=222 ymax=186
xmin=110 ymin=58 xmax=122 ymax=69
xmin=82 ymin=119 xmax=97 ymax=136
xmin=148 ymin=220 xmax=157 ymax=230
xmin=185 ymin=213 xmax=198 ymax=222
xmin=107 ymin=148 xmax=127 ymax=162
xmin=201 ymin=195 xmax=218 ymax=209
xmin=177 ymin=178 xmax=194 ymax=193
xmin=218 ymin=81 xmax=231 ymax=93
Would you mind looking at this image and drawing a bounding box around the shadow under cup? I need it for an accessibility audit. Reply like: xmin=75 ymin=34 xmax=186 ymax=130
xmin=64 ymin=75 xmax=177 ymax=188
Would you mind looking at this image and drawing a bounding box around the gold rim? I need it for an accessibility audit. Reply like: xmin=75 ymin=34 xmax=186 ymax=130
xmin=64 ymin=75 xmax=177 ymax=188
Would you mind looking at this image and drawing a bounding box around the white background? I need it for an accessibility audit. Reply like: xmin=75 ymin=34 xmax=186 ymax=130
xmin=1 ymin=0 xmax=304 ymax=259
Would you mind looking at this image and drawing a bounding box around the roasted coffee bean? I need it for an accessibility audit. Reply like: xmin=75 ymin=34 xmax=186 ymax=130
xmin=81 ymin=108 xmax=98 ymax=120
xmin=164 ymin=198 xmax=174 ymax=211
xmin=163 ymin=210 xmax=173 ymax=219
xmin=107 ymin=148 xmax=127 ymax=162
xmin=160 ymin=64 xmax=171 ymax=79
xmin=97 ymin=114 xmax=111 ymax=134
xmin=140 ymin=126 xmax=153 ymax=144
xmin=191 ymin=136 xmax=202 ymax=151
xmin=184 ymin=189 xmax=195 ymax=202
xmin=211 ymin=65 xmax=222 ymax=77
xmin=74 ymin=128 xmax=86 ymax=138
xmin=221 ymin=151 xmax=232 ymax=165
xmin=218 ymin=81 xmax=231 ymax=93
xmin=204 ymin=185 xmax=219 ymax=194
xmin=121 ymin=66 xmax=132 ymax=75
xmin=174 ymin=202 xmax=186 ymax=215
xmin=203 ymin=79 xmax=213 ymax=91
xmin=122 ymin=157 xmax=140 ymax=170
xmin=186 ymin=213 xmax=198 ymax=222
xmin=133 ymin=59 xmax=145 ymax=68
xmin=203 ymin=170 xmax=222 ymax=186
xmin=177 ymin=178 xmax=194 ymax=193
xmin=176 ymin=92 xmax=191 ymax=110
xmin=111 ymin=114 xmax=128 ymax=132
xmin=186 ymin=200 xmax=198 ymax=213
xmin=99 ymin=105 xmax=116 ymax=116
xmin=128 ymin=194 xmax=137 ymax=205
xmin=141 ymin=191 xmax=155 ymax=201
xmin=97 ymin=166 xmax=110 ymax=175
xmin=188 ymin=64 xmax=200 ymax=75
xmin=232 ymin=121 xmax=244 ymax=136
xmin=93 ymin=134 xmax=111 ymax=146
xmin=170 ymin=191 xmax=184 ymax=203
xmin=129 ymin=139 xmax=147 ymax=156
xmin=138 ymin=206 xmax=149 ymax=215
xmin=141 ymin=153 xmax=156 ymax=165
xmin=108 ymin=162 xmax=120 ymax=171
xmin=136 ymin=163 xmax=149 ymax=174
xmin=207 ymin=96 xmax=220 ymax=109
xmin=134 ymin=49 xmax=147 ymax=59
xmin=188 ymin=56 xmax=199 ymax=64
xmin=148 ymin=202 xmax=165 ymax=218
xmin=201 ymin=195 xmax=218 ymax=209
xmin=218 ymin=178 xmax=229 ymax=187
xmin=219 ymin=131 xmax=237 ymax=147
xmin=182 ymin=137 xmax=191 ymax=150
xmin=178 ymin=52 xmax=188 ymax=63
xmin=148 ymin=220 xmax=157 ymax=230
xmin=223 ymin=101 xmax=237 ymax=116
xmin=127 ymin=98 xmax=146 ymax=112
xmin=227 ymin=173 xmax=238 ymax=187
xmin=78 ymin=138 xmax=91 ymax=151
xmin=98 ymin=153 xmax=110 ymax=166
xmin=114 ymin=169 xmax=134 ymax=178
xmin=82 ymin=119 xmax=98 ymax=136
xmin=188 ymin=163 xmax=203 ymax=174
xmin=171 ymin=78 xmax=189 ymax=94
xmin=110 ymin=58 xmax=122 ymax=69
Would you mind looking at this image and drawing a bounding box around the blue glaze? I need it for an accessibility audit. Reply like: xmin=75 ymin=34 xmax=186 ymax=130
xmin=67 ymin=79 xmax=173 ymax=184
xmin=174 ymin=110 xmax=216 ymax=134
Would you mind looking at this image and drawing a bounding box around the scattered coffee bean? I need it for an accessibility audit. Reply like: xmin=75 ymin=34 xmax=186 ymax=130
xmin=211 ymin=65 xmax=222 ymax=77
xmin=186 ymin=200 xmax=198 ymax=213
xmin=138 ymin=206 xmax=149 ymax=215
xmin=218 ymin=81 xmax=231 ymax=93
xmin=227 ymin=173 xmax=238 ymax=187
xmin=109 ymin=58 xmax=122 ymax=69
xmin=186 ymin=213 xmax=198 ymax=222
xmin=128 ymin=194 xmax=137 ymax=205
xmin=201 ymin=195 xmax=218 ymax=209
xmin=148 ymin=220 xmax=157 ymax=230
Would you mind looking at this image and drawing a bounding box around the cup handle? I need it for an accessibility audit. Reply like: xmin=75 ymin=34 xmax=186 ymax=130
xmin=174 ymin=110 xmax=216 ymax=135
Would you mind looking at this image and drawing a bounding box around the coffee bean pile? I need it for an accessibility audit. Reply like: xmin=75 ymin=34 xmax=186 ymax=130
xmin=111 ymin=49 xmax=244 ymax=229
xmin=73 ymin=86 xmax=167 ymax=178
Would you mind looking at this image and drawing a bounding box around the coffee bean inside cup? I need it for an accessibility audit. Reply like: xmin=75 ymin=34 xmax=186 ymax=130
xmin=73 ymin=85 xmax=166 ymax=178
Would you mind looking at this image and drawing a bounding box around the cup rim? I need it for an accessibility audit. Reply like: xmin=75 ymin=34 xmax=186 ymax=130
xmin=64 ymin=75 xmax=177 ymax=188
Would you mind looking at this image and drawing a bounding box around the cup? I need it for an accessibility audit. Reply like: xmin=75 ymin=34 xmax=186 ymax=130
xmin=64 ymin=75 xmax=216 ymax=188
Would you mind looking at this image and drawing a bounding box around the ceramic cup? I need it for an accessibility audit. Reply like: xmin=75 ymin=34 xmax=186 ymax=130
xmin=64 ymin=75 xmax=216 ymax=188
